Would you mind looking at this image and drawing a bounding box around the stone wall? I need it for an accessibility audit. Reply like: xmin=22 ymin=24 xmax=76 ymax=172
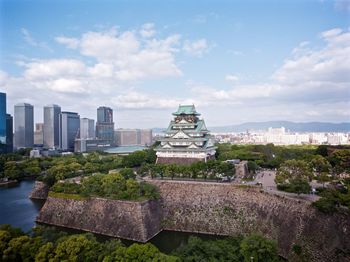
xmin=36 ymin=197 xmax=162 ymax=242
xmin=149 ymin=180 xmax=350 ymax=262
xmin=35 ymin=180 xmax=350 ymax=261
xmin=29 ymin=181 xmax=49 ymax=200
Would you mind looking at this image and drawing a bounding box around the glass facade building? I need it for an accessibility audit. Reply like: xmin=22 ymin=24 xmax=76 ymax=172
xmin=59 ymin=112 xmax=80 ymax=151
xmin=6 ymin=114 xmax=13 ymax=153
xmin=0 ymin=92 xmax=6 ymax=147
xmin=80 ymin=118 xmax=95 ymax=139
xmin=43 ymin=104 xmax=61 ymax=148
xmin=14 ymin=103 xmax=34 ymax=149
xmin=96 ymin=106 xmax=114 ymax=142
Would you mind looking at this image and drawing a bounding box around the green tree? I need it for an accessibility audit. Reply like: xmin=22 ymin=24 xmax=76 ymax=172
xmin=101 ymin=173 xmax=126 ymax=198
xmin=288 ymin=177 xmax=311 ymax=195
xmin=52 ymin=234 xmax=99 ymax=262
xmin=310 ymin=155 xmax=331 ymax=174
xmin=4 ymin=161 xmax=21 ymax=179
xmin=240 ymin=234 xmax=279 ymax=262
xmin=119 ymin=168 xmax=136 ymax=179
xmin=35 ymin=242 xmax=54 ymax=262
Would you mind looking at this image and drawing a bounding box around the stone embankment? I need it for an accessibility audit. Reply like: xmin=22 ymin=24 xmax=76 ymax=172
xmin=29 ymin=181 xmax=49 ymax=199
xmin=35 ymin=180 xmax=350 ymax=261
xmin=150 ymin=180 xmax=350 ymax=261
xmin=36 ymin=197 xmax=162 ymax=242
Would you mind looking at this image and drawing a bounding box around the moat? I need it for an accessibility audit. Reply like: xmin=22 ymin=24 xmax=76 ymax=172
xmin=0 ymin=180 xmax=222 ymax=253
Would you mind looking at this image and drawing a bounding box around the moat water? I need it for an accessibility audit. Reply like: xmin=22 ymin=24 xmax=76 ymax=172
xmin=0 ymin=180 xmax=223 ymax=253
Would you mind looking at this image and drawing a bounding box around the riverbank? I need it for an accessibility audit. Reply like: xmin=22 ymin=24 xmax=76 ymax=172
xmin=0 ymin=180 xmax=45 ymax=232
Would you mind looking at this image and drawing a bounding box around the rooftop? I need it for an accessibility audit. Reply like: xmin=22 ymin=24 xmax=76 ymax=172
xmin=172 ymin=105 xmax=200 ymax=116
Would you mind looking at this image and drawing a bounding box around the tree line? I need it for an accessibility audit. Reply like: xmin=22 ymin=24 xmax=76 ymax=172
xmin=0 ymin=224 xmax=283 ymax=262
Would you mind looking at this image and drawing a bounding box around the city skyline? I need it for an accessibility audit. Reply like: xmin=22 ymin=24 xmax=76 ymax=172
xmin=1 ymin=0 xmax=350 ymax=128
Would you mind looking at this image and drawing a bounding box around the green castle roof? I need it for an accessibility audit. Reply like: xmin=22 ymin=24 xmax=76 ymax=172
xmin=172 ymin=105 xmax=200 ymax=116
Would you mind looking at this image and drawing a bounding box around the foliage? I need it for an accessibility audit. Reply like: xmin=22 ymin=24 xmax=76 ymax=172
xmin=240 ymin=233 xmax=279 ymax=262
xmin=121 ymin=149 xmax=156 ymax=168
xmin=174 ymin=234 xmax=280 ymax=262
xmin=313 ymin=186 xmax=350 ymax=213
xmin=0 ymin=225 xmax=175 ymax=262
xmin=275 ymin=160 xmax=312 ymax=194
xmin=139 ymin=160 xmax=235 ymax=181
xmin=50 ymin=173 xmax=160 ymax=201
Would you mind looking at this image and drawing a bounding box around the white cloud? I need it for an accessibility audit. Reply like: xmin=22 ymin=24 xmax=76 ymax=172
xmin=225 ymin=74 xmax=239 ymax=81
xmin=24 ymin=59 xmax=86 ymax=80
xmin=55 ymin=36 xmax=79 ymax=49
xmin=272 ymin=27 xmax=350 ymax=103
xmin=21 ymin=28 xmax=52 ymax=52
xmin=183 ymin=39 xmax=209 ymax=57
xmin=111 ymin=91 xmax=195 ymax=110
xmin=139 ymin=23 xmax=156 ymax=38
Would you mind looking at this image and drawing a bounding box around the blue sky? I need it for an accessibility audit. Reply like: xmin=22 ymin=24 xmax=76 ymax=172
xmin=0 ymin=0 xmax=349 ymax=128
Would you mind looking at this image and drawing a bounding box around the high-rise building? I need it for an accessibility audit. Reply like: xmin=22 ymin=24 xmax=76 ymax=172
xmin=34 ymin=123 xmax=44 ymax=145
xmin=140 ymin=129 xmax=153 ymax=146
xmin=59 ymin=112 xmax=80 ymax=151
xmin=115 ymin=129 xmax=140 ymax=146
xmin=6 ymin=114 xmax=13 ymax=153
xmin=0 ymin=93 xmax=6 ymax=152
xmin=96 ymin=106 xmax=114 ymax=142
xmin=114 ymin=128 xmax=153 ymax=146
xmin=156 ymin=105 xmax=216 ymax=164
xmin=80 ymin=118 xmax=95 ymax=139
xmin=43 ymin=104 xmax=61 ymax=148
xmin=14 ymin=103 xmax=34 ymax=149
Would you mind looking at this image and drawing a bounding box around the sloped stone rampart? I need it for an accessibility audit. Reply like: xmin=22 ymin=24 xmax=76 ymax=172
xmin=29 ymin=181 xmax=49 ymax=200
xmin=35 ymin=180 xmax=350 ymax=261
xmin=149 ymin=180 xmax=350 ymax=262
xmin=36 ymin=197 xmax=162 ymax=242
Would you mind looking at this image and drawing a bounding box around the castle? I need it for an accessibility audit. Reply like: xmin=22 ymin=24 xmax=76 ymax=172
xmin=156 ymin=105 xmax=216 ymax=164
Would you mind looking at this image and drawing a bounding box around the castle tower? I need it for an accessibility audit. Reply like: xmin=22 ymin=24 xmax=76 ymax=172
xmin=156 ymin=105 xmax=216 ymax=164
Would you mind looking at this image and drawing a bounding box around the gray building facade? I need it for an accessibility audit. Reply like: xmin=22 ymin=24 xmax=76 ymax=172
xmin=6 ymin=114 xmax=13 ymax=153
xmin=14 ymin=103 xmax=34 ymax=149
xmin=115 ymin=129 xmax=152 ymax=146
xmin=0 ymin=93 xmax=6 ymax=152
xmin=96 ymin=106 xmax=114 ymax=142
xmin=80 ymin=118 xmax=95 ymax=139
xmin=59 ymin=112 xmax=80 ymax=151
xmin=34 ymin=123 xmax=44 ymax=145
xmin=43 ymin=104 xmax=61 ymax=148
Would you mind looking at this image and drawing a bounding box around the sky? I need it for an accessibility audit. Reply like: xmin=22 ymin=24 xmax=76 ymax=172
xmin=0 ymin=0 xmax=349 ymax=128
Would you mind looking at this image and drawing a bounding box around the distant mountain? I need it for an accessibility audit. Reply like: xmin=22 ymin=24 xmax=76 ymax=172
xmin=208 ymin=121 xmax=350 ymax=133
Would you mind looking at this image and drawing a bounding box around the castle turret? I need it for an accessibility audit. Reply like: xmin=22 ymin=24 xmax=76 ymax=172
xmin=156 ymin=105 xmax=216 ymax=164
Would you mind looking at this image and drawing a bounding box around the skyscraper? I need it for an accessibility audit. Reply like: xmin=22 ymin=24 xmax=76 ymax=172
xmin=80 ymin=118 xmax=95 ymax=139
xmin=0 ymin=93 xmax=6 ymax=153
xmin=34 ymin=123 xmax=44 ymax=145
xmin=43 ymin=104 xmax=61 ymax=148
xmin=96 ymin=106 xmax=114 ymax=142
xmin=59 ymin=112 xmax=80 ymax=151
xmin=14 ymin=103 xmax=34 ymax=149
xmin=6 ymin=114 xmax=13 ymax=153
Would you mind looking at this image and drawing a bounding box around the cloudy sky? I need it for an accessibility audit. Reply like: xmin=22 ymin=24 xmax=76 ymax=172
xmin=0 ymin=0 xmax=349 ymax=128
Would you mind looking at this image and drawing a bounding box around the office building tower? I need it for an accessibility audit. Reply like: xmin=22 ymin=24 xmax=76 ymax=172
xmin=6 ymin=114 xmax=13 ymax=153
xmin=115 ymin=129 xmax=140 ymax=146
xmin=43 ymin=104 xmax=61 ymax=148
xmin=114 ymin=128 xmax=153 ymax=146
xmin=14 ymin=103 xmax=34 ymax=149
xmin=0 ymin=93 xmax=6 ymax=153
xmin=140 ymin=129 xmax=153 ymax=146
xmin=34 ymin=123 xmax=44 ymax=145
xmin=59 ymin=112 xmax=80 ymax=151
xmin=96 ymin=106 xmax=114 ymax=142
xmin=80 ymin=118 xmax=95 ymax=139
